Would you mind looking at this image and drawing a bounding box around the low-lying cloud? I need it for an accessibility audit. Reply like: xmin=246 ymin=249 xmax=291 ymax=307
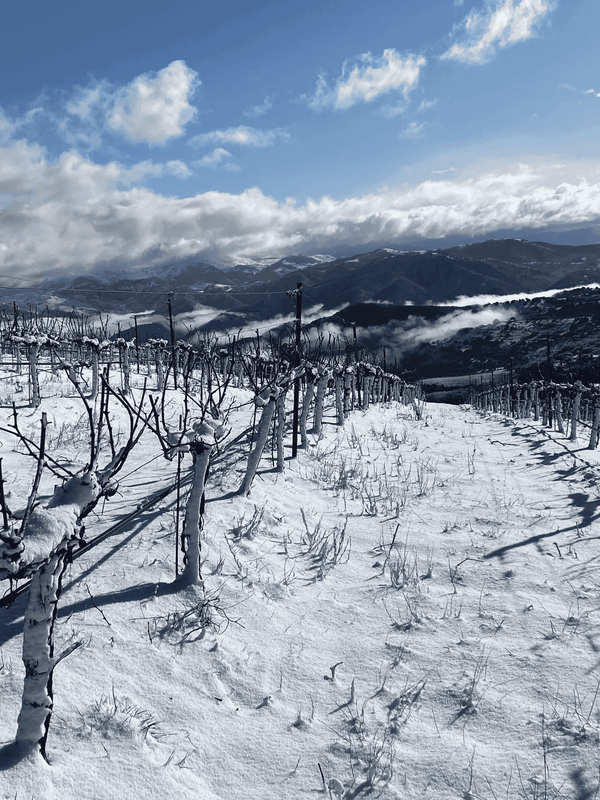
xmin=310 ymin=306 xmax=517 ymax=356
xmin=444 ymin=283 xmax=600 ymax=308
xmin=397 ymin=307 xmax=517 ymax=346
xmin=68 ymin=302 xmax=346 ymax=341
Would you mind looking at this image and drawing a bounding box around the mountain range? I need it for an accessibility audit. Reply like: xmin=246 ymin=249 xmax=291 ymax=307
xmin=8 ymin=238 xmax=598 ymax=317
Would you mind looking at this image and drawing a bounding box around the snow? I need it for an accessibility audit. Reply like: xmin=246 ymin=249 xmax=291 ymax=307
xmin=2 ymin=365 xmax=600 ymax=798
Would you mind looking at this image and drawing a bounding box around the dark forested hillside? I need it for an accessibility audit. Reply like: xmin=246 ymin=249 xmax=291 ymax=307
xmin=315 ymin=286 xmax=600 ymax=396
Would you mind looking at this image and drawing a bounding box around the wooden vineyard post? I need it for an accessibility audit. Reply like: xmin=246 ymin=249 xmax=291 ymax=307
xmin=134 ymin=315 xmax=140 ymax=373
xmin=167 ymin=292 xmax=178 ymax=390
xmin=376 ymin=368 xmax=383 ymax=406
xmin=570 ymin=384 xmax=583 ymax=442
xmin=363 ymin=366 xmax=373 ymax=410
xmin=0 ymin=458 xmax=9 ymax=531
xmin=175 ymin=446 xmax=182 ymax=578
xmin=534 ymin=384 xmax=540 ymax=422
xmin=116 ymin=338 xmax=132 ymax=395
xmin=334 ymin=367 xmax=344 ymax=426
xmin=524 ymin=383 xmax=532 ymax=418
xmin=276 ymin=387 xmax=288 ymax=472
xmin=343 ymin=367 xmax=354 ymax=418
xmin=90 ymin=343 xmax=100 ymax=401
xmin=588 ymin=395 xmax=600 ymax=450
xmin=28 ymin=339 xmax=41 ymax=408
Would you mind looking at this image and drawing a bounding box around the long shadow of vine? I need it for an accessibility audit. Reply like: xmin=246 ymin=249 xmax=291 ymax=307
xmin=0 ymin=501 xmax=176 ymax=649
xmin=485 ymin=490 xmax=600 ymax=560
xmin=478 ymin=414 xmax=600 ymax=561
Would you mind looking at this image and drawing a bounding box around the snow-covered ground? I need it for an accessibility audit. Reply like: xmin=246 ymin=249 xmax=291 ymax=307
xmin=2 ymin=367 xmax=600 ymax=799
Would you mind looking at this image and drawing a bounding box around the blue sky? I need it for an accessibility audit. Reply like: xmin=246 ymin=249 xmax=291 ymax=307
xmin=1 ymin=0 xmax=599 ymax=279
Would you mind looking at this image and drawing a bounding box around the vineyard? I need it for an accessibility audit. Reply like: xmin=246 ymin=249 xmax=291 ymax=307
xmin=2 ymin=309 xmax=600 ymax=799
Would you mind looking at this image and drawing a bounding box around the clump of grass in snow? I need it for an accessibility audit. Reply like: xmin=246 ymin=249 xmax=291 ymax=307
xmin=544 ymin=681 xmax=600 ymax=746
xmin=46 ymin=412 xmax=93 ymax=449
xmin=327 ymin=679 xmax=426 ymax=798
xmin=77 ymin=688 xmax=163 ymax=742
xmin=148 ymin=590 xmax=226 ymax=647
xmin=231 ymin=504 xmax=265 ymax=542
xmin=449 ymin=649 xmax=488 ymax=725
xmin=383 ymin=593 xmax=424 ymax=632
xmin=386 ymin=539 xmax=434 ymax=590
xmin=300 ymin=508 xmax=350 ymax=580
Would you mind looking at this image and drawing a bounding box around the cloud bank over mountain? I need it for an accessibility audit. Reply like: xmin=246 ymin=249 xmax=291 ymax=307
xmin=1 ymin=140 xmax=599 ymax=278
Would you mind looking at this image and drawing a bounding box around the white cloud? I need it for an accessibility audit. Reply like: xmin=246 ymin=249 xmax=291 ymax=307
xmin=307 ymin=50 xmax=426 ymax=111
xmin=188 ymin=125 xmax=288 ymax=148
xmin=379 ymin=104 xmax=407 ymax=119
xmin=3 ymin=144 xmax=600 ymax=278
xmin=443 ymin=284 xmax=600 ymax=308
xmin=118 ymin=159 xmax=191 ymax=184
xmin=0 ymin=106 xmax=45 ymax=143
xmin=559 ymin=83 xmax=576 ymax=92
xmin=194 ymin=148 xmax=233 ymax=168
xmin=0 ymin=109 xmax=16 ymax=144
xmin=399 ymin=306 xmax=517 ymax=345
xmin=441 ymin=0 xmax=556 ymax=64
xmin=213 ymin=303 xmax=347 ymax=340
xmin=107 ymin=60 xmax=199 ymax=145
xmin=66 ymin=80 xmax=112 ymax=122
xmin=400 ymin=121 xmax=426 ymax=139
xmin=0 ymin=98 xmax=105 ymax=152
xmin=3 ymin=64 xmax=199 ymax=150
xmin=243 ymin=96 xmax=274 ymax=118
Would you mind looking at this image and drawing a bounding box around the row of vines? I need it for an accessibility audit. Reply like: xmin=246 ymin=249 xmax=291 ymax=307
xmin=470 ymin=379 xmax=600 ymax=449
